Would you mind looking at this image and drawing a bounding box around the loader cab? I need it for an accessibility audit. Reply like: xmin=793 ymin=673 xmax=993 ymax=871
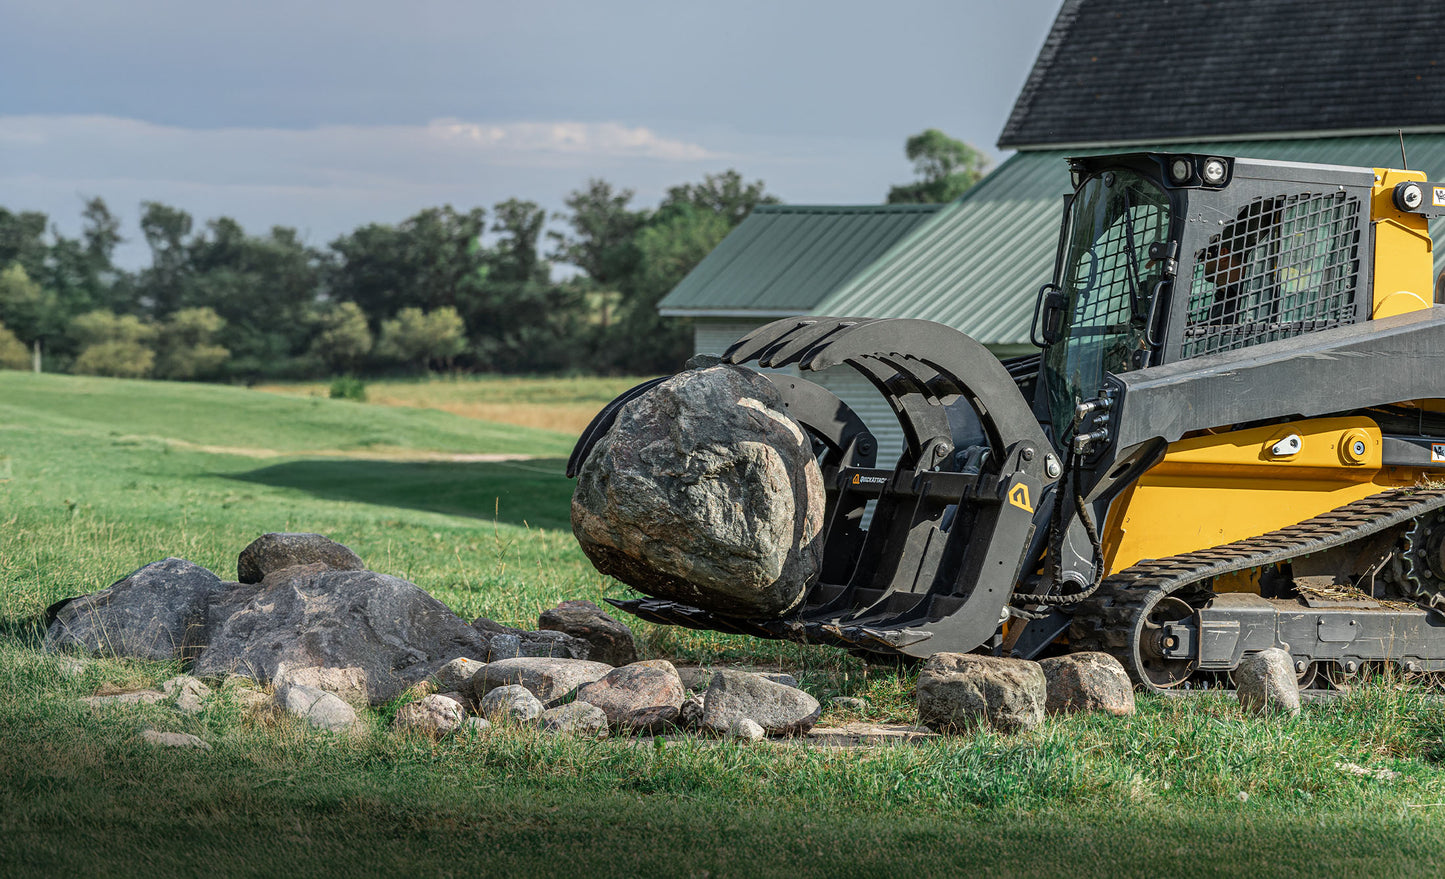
xmin=1035 ymin=152 xmax=1379 ymax=445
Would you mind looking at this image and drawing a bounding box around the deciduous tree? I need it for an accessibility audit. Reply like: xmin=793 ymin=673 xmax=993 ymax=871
xmin=886 ymin=129 xmax=988 ymax=204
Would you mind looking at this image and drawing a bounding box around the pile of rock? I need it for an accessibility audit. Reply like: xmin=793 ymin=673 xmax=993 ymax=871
xmin=44 ymin=532 xmax=636 ymax=705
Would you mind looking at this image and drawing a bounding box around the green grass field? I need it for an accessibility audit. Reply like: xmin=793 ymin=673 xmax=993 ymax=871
xmin=5 ymin=371 xmax=1445 ymax=878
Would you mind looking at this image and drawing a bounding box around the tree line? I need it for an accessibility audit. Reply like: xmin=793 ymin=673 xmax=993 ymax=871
xmin=0 ymin=130 xmax=985 ymax=382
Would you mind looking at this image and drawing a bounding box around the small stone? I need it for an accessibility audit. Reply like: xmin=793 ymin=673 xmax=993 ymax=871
xmin=236 ymin=532 xmax=365 ymax=583
xmin=539 ymin=701 xmax=609 ymax=737
xmin=277 ymin=684 xmax=360 ymax=733
xmin=436 ymin=691 xmax=470 ymax=711
xmin=473 ymin=657 xmax=614 ymax=706
xmin=56 ymin=657 xmax=89 ymax=679
xmin=161 ymin=675 xmax=212 ymax=715
xmin=272 ymin=665 xmax=369 ymax=708
xmin=1237 ymin=791 xmax=1249 ymax=803
xmin=1235 ymin=648 xmax=1301 ymax=716
xmin=392 ymin=695 xmax=465 ymax=737
xmin=473 ymin=618 xmax=590 ymax=661
xmin=486 ymin=633 xmax=521 ymax=661
xmin=1039 ymin=652 xmax=1136 ymax=716
xmin=433 ymin=657 xmax=486 ymax=692
xmin=464 ymin=717 xmax=493 ymax=733
xmin=701 ymin=670 xmax=820 ymax=737
xmin=678 ymin=694 xmax=704 ymax=729
xmin=728 ymin=718 xmax=765 ymax=742
xmin=574 ymin=660 xmax=685 ymax=732
xmin=82 ymin=689 xmax=165 ymax=708
xmin=828 ymin=696 xmax=869 ymax=713
xmin=916 ymin=653 xmax=1046 ymax=734
xmin=141 ymin=729 xmax=211 ymax=750
xmin=537 ymin=600 xmax=638 ymax=667
xmin=236 ymin=689 xmax=273 ymax=716
xmin=479 ymin=684 xmax=543 ymax=723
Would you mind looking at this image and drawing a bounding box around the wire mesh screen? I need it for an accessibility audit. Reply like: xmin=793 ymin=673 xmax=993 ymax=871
xmin=1182 ymin=192 xmax=1362 ymax=357
xmin=1068 ymin=197 xmax=1171 ymax=336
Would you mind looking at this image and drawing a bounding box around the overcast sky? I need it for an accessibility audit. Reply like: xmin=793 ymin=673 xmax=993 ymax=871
xmin=0 ymin=0 xmax=1060 ymax=269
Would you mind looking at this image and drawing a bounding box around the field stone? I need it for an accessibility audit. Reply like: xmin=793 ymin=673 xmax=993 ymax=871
xmin=539 ymin=701 xmax=609 ymax=737
xmin=141 ymin=729 xmax=211 ymax=750
xmin=472 ymin=618 xmax=591 ymax=661
xmin=916 ymin=653 xmax=1046 ymax=734
xmin=273 ymin=665 xmax=369 ymax=708
xmin=161 ymin=675 xmax=212 ymax=715
xmin=574 ymin=660 xmax=685 ymax=732
xmin=1235 ymin=648 xmax=1301 ymax=716
xmin=433 ymin=657 xmax=487 ymax=692
xmin=571 ymin=364 xmax=827 ymax=619
xmin=701 ymin=670 xmax=821 ymax=737
xmin=44 ymin=558 xmax=225 ymax=662
xmin=236 ymin=689 xmax=273 ymax=717
xmin=728 ymin=718 xmax=765 ymax=742
xmin=194 ymin=566 xmax=490 ymax=704
xmin=236 ymin=532 xmax=364 ymax=584
xmin=537 ymin=600 xmax=638 ymax=667
xmin=393 ymin=695 xmax=466 ymax=737
xmin=479 ymin=684 xmax=543 ymax=723
xmin=828 ymin=696 xmax=869 ymax=713
xmin=1039 ymin=652 xmax=1135 ymax=717
xmin=277 ymin=684 xmax=359 ymax=733
xmin=464 ymin=717 xmax=493 ymax=733
xmin=678 ymin=694 xmax=704 ymax=729
xmin=473 ymin=657 xmax=614 ymax=706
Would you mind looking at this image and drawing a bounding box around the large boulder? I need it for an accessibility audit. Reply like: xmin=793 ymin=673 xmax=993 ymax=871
xmin=44 ymin=558 xmax=225 ymax=661
xmin=571 ymin=364 xmax=826 ymax=619
xmin=574 ymin=660 xmax=685 ymax=732
xmin=472 ymin=657 xmax=614 ymax=706
xmin=193 ymin=565 xmax=489 ymax=704
xmin=916 ymin=653 xmax=1046 ymax=734
xmin=538 ymin=600 xmax=638 ymax=666
xmin=236 ymin=533 xmax=365 ymax=584
xmin=1235 ymin=648 xmax=1301 ymax=716
xmin=700 ymin=670 xmax=820 ymax=737
xmin=1039 ymin=652 xmax=1136 ymax=716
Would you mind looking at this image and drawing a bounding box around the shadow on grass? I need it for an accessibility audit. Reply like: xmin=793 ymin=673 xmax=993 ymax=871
xmin=227 ymin=457 xmax=575 ymax=530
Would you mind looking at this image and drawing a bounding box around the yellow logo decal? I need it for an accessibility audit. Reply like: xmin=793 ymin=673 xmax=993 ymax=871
xmin=1008 ymin=483 xmax=1033 ymax=512
xmin=852 ymin=474 xmax=860 ymax=485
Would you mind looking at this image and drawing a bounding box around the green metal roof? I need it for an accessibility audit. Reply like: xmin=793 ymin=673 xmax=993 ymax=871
xmin=656 ymin=204 xmax=944 ymax=315
xmin=814 ymin=134 xmax=1445 ymax=347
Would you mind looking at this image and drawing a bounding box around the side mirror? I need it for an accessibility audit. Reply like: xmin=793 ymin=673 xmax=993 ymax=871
xmin=1031 ymin=284 xmax=1067 ymax=347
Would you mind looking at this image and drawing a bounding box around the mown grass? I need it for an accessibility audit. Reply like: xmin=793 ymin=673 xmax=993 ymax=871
xmin=5 ymin=370 xmax=1445 ymax=877
xmin=257 ymin=373 xmax=655 ymax=435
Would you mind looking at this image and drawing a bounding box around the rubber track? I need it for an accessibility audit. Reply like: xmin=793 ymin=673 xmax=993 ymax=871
xmin=1069 ymin=486 xmax=1445 ymax=686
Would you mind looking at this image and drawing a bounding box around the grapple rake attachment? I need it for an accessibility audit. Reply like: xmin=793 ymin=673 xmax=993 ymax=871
xmin=597 ymin=316 xmax=1058 ymax=659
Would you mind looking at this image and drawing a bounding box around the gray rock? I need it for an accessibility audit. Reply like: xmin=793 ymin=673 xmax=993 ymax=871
xmin=393 ymin=695 xmax=466 ymax=737
xmin=479 ymin=684 xmax=543 ymax=723
xmin=236 ymin=532 xmax=364 ymax=584
xmin=540 ymin=701 xmax=609 ymax=737
xmin=82 ymin=689 xmax=165 ymax=708
xmin=678 ymin=694 xmax=704 ymax=729
xmin=916 ymin=653 xmax=1046 ymax=734
xmin=193 ymin=566 xmax=489 ymax=704
xmin=473 ymin=657 xmax=614 ymax=706
xmin=728 ymin=717 xmax=765 ymax=742
xmin=538 ymin=600 xmax=638 ymax=667
xmin=1235 ymin=648 xmax=1301 ymax=716
xmin=161 ymin=675 xmax=212 ymax=715
xmin=464 ymin=716 xmax=492 ymax=733
xmin=433 ymin=657 xmax=487 ymax=692
xmin=472 ymin=618 xmax=590 ymax=661
xmin=141 ymin=729 xmax=211 ymax=750
xmin=571 ymin=364 xmax=827 ymax=619
xmin=574 ymin=660 xmax=685 ymax=732
xmin=676 ymin=666 xmax=797 ymax=691
xmin=436 ymin=691 xmax=470 ymax=710
xmin=828 ymin=696 xmax=869 ymax=713
xmin=236 ymin=689 xmax=273 ymax=716
xmin=272 ymin=665 xmax=369 ymax=708
xmin=44 ymin=558 xmax=224 ymax=661
xmin=1039 ymin=652 xmax=1136 ymax=717
xmin=277 ymin=684 xmax=360 ymax=733
xmin=701 ymin=670 xmax=820 ymax=737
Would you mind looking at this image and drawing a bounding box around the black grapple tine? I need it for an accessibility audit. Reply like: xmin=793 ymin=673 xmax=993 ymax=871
xmin=566 ymin=375 xmax=670 ymax=478
xmin=758 ymin=317 xmax=882 ymax=368
xmin=723 ymin=319 xmax=817 ymax=365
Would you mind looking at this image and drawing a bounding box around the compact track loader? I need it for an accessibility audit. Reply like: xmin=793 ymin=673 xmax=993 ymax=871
xmin=570 ymin=152 xmax=1445 ymax=690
